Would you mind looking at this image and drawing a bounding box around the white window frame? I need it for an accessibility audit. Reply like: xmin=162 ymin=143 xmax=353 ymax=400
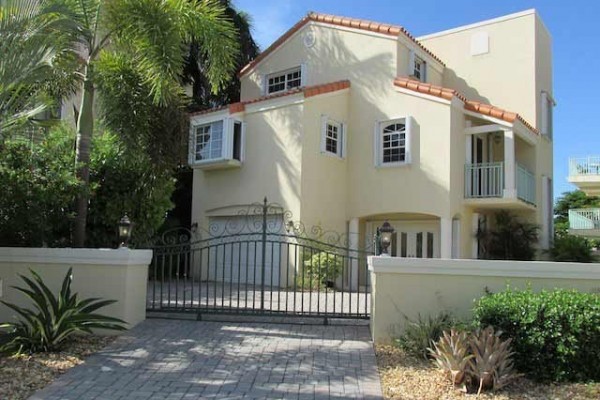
xmin=541 ymin=91 xmax=554 ymax=140
xmin=320 ymin=115 xmax=346 ymax=159
xmin=189 ymin=117 xmax=246 ymax=166
xmin=266 ymin=66 xmax=302 ymax=95
xmin=408 ymin=50 xmax=427 ymax=82
xmin=374 ymin=117 xmax=413 ymax=167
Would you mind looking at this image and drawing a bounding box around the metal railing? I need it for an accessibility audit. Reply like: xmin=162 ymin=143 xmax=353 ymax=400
xmin=516 ymin=163 xmax=536 ymax=204
xmin=569 ymin=156 xmax=600 ymax=177
xmin=465 ymin=162 xmax=504 ymax=198
xmin=569 ymin=208 xmax=600 ymax=230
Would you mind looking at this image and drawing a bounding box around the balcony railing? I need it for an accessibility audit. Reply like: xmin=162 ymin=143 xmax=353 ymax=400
xmin=569 ymin=208 xmax=600 ymax=230
xmin=465 ymin=162 xmax=504 ymax=198
xmin=516 ymin=163 xmax=536 ymax=204
xmin=569 ymin=156 xmax=600 ymax=177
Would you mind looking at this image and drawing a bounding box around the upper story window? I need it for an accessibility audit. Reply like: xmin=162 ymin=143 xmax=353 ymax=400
xmin=266 ymin=66 xmax=302 ymax=94
xmin=408 ymin=50 xmax=427 ymax=82
xmin=190 ymin=118 xmax=245 ymax=168
xmin=541 ymin=91 xmax=554 ymax=140
xmin=320 ymin=115 xmax=346 ymax=158
xmin=375 ymin=117 xmax=413 ymax=167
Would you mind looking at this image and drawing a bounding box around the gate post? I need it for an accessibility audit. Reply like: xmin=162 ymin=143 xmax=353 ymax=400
xmin=260 ymin=197 xmax=267 ymax=311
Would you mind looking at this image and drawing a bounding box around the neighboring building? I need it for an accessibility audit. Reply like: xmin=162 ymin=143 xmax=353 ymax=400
xmin=568 ymin=157 xmax=600 ymax=237
xmin=188 ymin=9 xmax=554 ymax=283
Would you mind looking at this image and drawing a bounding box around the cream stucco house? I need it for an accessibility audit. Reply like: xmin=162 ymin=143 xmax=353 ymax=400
xmin=188 ymin=9 xmax=554 ymax=274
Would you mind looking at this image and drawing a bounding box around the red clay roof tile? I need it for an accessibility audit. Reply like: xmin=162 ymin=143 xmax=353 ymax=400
xmin=190 ymin=80 xmax=351 ymax=117
xmin=393 ymin=77 xmax=538 ymax=134
xmin=239 ymin=12 xmax=445 ymax=77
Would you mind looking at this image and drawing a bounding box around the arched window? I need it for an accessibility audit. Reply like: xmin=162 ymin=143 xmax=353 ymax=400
xmin=375 ymin=117 xmax=413 ymax=166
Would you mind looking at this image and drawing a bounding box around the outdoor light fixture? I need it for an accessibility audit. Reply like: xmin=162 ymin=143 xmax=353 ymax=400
xmin=118 ymin=214 xmax=132 ymax=248
xmin=378 ymin=221 xmax=395 ymax=256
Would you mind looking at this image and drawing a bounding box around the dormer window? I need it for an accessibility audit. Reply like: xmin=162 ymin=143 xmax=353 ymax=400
xmin=267 ymin=66 xmax=302 ymax=94
xmin=408 ymin=50 xmax=427 ymax=82
xmin=413 ymin=56 xmax=426 ymax=82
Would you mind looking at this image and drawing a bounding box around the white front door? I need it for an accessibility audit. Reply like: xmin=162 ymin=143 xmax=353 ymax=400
xmin=367 ymin=220 xmax=440 ymax=258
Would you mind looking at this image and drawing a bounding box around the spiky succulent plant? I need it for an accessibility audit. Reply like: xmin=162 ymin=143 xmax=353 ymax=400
xmin=428 ymin=329 xmax=473 ymax=386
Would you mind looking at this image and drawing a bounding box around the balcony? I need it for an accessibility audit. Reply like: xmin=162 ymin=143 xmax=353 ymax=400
xmin=568 ymin=157 xmax=600 ymax=196
xmin=569 ymin=208 xmax=600 ymax=237
xmin=465 ymin=162 xmax=535 ymax=208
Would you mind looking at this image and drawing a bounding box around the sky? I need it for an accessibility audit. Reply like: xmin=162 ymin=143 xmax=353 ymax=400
xmin=235 ymin=0 xmax=600 ymax=199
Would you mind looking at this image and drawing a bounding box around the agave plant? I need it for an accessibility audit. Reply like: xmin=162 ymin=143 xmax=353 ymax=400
xmin=428 ymin=329 xmax=473 ymax=386
xmin=0 ymin=268 xmax=126 ymax=354
xmin=469 ymin=327 xmax=520 ymax=394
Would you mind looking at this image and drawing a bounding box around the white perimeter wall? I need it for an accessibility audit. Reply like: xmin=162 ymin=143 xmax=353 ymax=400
xmin=369 ymin=256 xmax=600 ymax=342
xmin=0 ymin=248 xmax=153 ymax=330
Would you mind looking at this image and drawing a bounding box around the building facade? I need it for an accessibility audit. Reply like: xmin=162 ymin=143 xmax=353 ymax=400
xmin=188 ymin=9 xmax=554 ymax=276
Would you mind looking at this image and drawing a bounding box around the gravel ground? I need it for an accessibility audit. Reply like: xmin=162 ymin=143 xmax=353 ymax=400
xmin=0 ymin=335 xmax=116 ymax=400
xmin=376 ymin=345 xmax=600 ymax=400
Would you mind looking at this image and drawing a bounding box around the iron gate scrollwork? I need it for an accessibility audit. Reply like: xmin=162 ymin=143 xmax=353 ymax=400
xmin=147 ymin=198 xmax=374 ymax=319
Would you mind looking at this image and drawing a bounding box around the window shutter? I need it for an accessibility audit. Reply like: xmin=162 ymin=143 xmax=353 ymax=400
xmin=408 ymin=50 xmax=415 ymax=76
xmin=223 ymin=118 xmax=231 ymax=159
xmin=320 ymin=115 xmax=328 ymax=153
xmin=405 ymin=116 xmax=414 ymax=164
xmin=373 ymin=121 xmax=380 ymax=166
xmin=260 ymin=74 xmax=267 ymax=95
xmin=188 ymin=125 xmax=196 ymax=165
xmin=300 ymin=63 xmax=307 ymax=87
xmin=541 ymin=91 xmax=548 ymax=136
xmin=422 ymin=61 xmax=428 ymax=82
xmin=241 ymin=122 xmax=247 ymax=162
xmin=341 ymin=123 xmax=347 ymax=158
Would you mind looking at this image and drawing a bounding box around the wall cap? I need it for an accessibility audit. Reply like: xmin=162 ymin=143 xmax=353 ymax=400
xmin=368 ymin=256 xmax=600 ymax=280
xmin=0 ymin=247 xmax=153 ymax=266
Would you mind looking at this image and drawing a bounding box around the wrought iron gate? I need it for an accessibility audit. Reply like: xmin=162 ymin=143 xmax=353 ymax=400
xmin=147 ymin=199 xmax=373 ymax=319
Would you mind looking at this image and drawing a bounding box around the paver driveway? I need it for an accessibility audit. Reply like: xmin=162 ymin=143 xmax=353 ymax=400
xmin=30 ymin=319 xmax=382 ymax=399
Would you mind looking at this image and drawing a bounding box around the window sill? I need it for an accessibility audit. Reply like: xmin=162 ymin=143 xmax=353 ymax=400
xmin=376 ymin=161 xmax=411 ymax=169
xmin=190 ymin=158 xmax=242 ymax=170
xmin=320 ymin=151 xmax=345 ymax=161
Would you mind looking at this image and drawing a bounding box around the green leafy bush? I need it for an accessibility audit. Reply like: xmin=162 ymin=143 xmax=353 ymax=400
xmin=473 ymin=286 xmax=600 ymax=382
xmin=0 ymin=268 xmax=126 ymax=354
xmin=549 ymin=235 xmax=595 ymax=262
xmin=297 ymin=251 xmax=343 ymax=290
xmin=0 ymin=127 xmax=82 ymax=246
xmin=394 ymin=312 xmax=455 ymax=359
xmin=476 ymin=211 xmax=539 ymax=260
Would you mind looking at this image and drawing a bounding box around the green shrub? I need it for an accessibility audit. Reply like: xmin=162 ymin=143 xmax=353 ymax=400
xmin=394 ymin=312 xmax=455 ymax=359
xmin=297 ymin=251 xmax=343 ymax=290
xmin=549 ymin=235 xmax=595 ymax=262
xmin=473 ymin=286 xmax=600 ymax=382
xmin=0 ymin=268 xmax=126 ymax=354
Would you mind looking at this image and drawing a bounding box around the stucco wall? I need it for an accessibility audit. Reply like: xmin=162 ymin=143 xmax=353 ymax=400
xmin=419 ymin=10 xmax=546 ymax=129
xmin=0 ymin=248 xmax=152 ymax=330
xmin=369 ymin=256 xmax=600 ymax=343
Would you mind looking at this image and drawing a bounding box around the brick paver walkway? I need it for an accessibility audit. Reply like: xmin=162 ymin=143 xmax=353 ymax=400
xmin=30 ymin=319 xmax=382 ymax=399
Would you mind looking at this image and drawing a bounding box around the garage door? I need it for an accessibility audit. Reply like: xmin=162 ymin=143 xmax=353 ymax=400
xmin=205 ymin=215 xmax=286 ymax=287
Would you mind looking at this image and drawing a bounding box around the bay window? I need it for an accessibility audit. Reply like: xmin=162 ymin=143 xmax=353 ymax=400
xmin=190 ymin=118 xmax=245 ymax=168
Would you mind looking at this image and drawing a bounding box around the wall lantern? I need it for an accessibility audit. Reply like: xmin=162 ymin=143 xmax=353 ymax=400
xmin=378 ymin=221 xmax=395 ymax=256
xmin=118 ymin=214 xmax=133 ymax=248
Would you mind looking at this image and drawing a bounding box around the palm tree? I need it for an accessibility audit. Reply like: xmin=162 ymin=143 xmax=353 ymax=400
xmin=43 ymin=0 xmax=239 ymax=246
xmin=0 ymin=0 xmax=56 ymax=135
xmin=183 ymin=0 xmax=258 ymax=110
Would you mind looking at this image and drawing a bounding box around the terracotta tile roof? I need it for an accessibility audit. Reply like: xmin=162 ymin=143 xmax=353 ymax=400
xmin=190 ymin=80 xmax=351 ymax=117
xmin=393 ymin=77 xmax=538 ymax=134
xmin=239 ymin=12 xmax=445 ymax=77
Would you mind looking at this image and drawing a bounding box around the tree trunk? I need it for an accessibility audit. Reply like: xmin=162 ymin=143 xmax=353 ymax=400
xmin=73 ymin=66 xmax=95 ymax=247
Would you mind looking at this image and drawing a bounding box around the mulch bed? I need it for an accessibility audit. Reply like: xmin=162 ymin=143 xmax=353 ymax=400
xmin=376 ymin=345 xmax=600 ymax=400
xmin=0 ymin=335 xmax=116 ymax=400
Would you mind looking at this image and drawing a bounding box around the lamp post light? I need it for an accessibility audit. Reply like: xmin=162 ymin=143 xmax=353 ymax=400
xmin=378 ymin=221 xmax=395 ymax=256
xmin=118 ymin=214 xmax=133 ymax=248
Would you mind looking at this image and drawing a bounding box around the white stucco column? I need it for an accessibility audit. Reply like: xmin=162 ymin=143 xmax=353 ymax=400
xmin=503 ymin=129 xmax=516 ymax=198
xmin=440 ymin=217 xmax=453 ymax=259
xmin=471 ymin=213 xmax=480 ymax=259
xmin=348 ymin=217 xmax=360 ymax=290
